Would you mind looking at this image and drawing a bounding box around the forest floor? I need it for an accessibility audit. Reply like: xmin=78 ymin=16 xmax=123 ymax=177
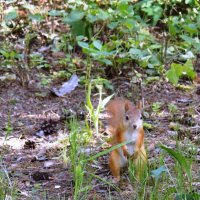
xmin=0 ymin=73 xmax=199 ymax=199
xmin=1 ymin=0 xmax=200 ymax=199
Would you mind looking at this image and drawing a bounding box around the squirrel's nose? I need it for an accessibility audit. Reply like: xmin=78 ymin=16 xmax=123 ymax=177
xmin=133 ymin=124 xmax=137 ymax=129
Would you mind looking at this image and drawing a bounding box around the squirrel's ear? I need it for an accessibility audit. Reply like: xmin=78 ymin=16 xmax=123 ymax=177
xmin=125 ymin=101 xmax=132 ymax=112
xmin=136 ymin=101 xmax=143 ymax=110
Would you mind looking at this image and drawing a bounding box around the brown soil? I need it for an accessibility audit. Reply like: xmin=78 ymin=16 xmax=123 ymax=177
xmin=0 ymin=75 xmax=199 ymax=199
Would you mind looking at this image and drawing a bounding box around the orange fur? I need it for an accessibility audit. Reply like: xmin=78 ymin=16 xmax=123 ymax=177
xmin=107 ymin=98 xmax=147 ymax=181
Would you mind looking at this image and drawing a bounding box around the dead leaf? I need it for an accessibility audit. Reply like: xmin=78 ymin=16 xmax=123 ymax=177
xmin=51 ymin=74 xmax=79 ymax=97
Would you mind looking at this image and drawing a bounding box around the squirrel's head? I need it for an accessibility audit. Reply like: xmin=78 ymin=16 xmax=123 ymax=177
xmin=124 ymin=101 xmax=143 ymax=131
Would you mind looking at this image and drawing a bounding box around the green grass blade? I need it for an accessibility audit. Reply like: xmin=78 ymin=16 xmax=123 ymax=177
xmin=83 ymin=140 xmax=132 ymax=163
xmin=160 ymin=144 xmax=192 ymax=181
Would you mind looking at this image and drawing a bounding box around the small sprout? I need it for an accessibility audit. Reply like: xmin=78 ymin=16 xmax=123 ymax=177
xmin=143 ymin=122 xmax=153 ymax=130
xmin=4 ymin=113 xmax=13 ymax=141
xmin=144 ymin=76 xmax=160 ymax=84
xmin=176 ymin=84 xmax=193 ymax=91
xmin=169 ymin=122 xmax=180 ymax=131
xmin=152 ymin=102 xmax=162 ymax=113
xmin=9 ymin=99 xmax=17 ymax=105
xmin=168 ymin=103 xmax=178 ymax=114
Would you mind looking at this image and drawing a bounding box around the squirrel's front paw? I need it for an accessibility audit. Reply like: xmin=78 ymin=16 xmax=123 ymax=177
xmin=123 ymin=149 xmax=129 ymax=158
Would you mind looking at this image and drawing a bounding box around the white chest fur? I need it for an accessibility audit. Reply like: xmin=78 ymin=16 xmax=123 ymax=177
xmin=118 ymin=129 xmax=139 ymax=167
xmin=125 ymin=129 xmax=138 ymax=155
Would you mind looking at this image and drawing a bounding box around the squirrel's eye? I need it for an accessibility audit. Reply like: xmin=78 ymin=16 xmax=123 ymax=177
xmin=140 ymin=116 xmax=143 ymax=120
xmin=126 ymin=115 xmax=129 ymax=120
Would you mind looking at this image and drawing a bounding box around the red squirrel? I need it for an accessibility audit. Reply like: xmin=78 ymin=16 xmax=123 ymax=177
xmin=106 ymin=98 xmax=147 ymax=181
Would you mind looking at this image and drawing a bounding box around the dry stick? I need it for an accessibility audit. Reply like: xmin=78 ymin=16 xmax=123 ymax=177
xmin=93 ymin=21 xmax=107 ymax=38
xmin=163 ymin=32 xmax=169 ymax=66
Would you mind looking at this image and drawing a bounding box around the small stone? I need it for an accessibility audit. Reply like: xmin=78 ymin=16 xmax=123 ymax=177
xmin=44 ymin=160 xmax=55 ymax=168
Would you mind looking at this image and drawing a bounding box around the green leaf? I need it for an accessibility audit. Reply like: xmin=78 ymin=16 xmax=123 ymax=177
xmin=118 ymin=3 xmax=134 ymax=16
xmin=152 ymin=6 xmax=163 ymax=25
xmin=48 ymin=10 xmax=63 ymax=16
xmin=180 ymin=35 xmax=194 ymax=44
xmin=78 ymin=41 xmax=89 ymax=49
xmin=129 ymin=48 xmax=144 ymax=59
xmin=96 ymin=58 xmax=113 ymax=66
xmin=4 ymin=10 xmax=18 ymax=21
xmin=108 ymin=22 xmax=119 ymax=29
xmin=116 ymin=57 xmax=130 ymax=64
xmin=185 ymin=0 xmax=193 ymax=3
xmin=63 ymin=10 xmax=85 ymax=24
xmin=86 ymin=82 xmax=93 ymax=114
xmin=167 ymin=60 xmax=196 ymax=84
xmin=23 ymin=4 xmax=35 ymax=10
xmin=69 ymin=20 xmax=92 ymax=38
xmin=183 ymin=60 xmax=196 ymax=79
xmin=168 ymin=18 xmax=178 ymax=36
xmin=151 ymin=166 xmax=167 ymax=182
xmin=122 ymin=19 xmax=135 ymax=29
xmin=70 ymin=20 xmax=87 ymax=36
xmin=166 ymin=67 xmax=179 ymax=85
xmin=149 ymin=54 xmax=161 ymax=67
xmin=149 ymin=44 xmax=161 ymax=50
xmin=93 ymin=40 xmax=102 ymax=50
xmin=96 ymin=9 xmax=109 ymax=21
xmin=86 ymin=13 xmax=98 ymax=23
xmin=183 ymin=23 xmax=198 ymax=35
xmin=0 ymin=49 xmax=9 ymax=57
xmin=147 ymin=63 xmax=154 ymax=69
xmin=171 ymin=63 xmax=183 ymax=76
xmin=101 ymin=94 xmax=114 ymax=109
xmin=183 ymin=68 xmax=196 ymax=79
xmin=160 ymin=145 xmax=192 ymax=181
xmin=183 ymin=59 xmax=193 ymax=69
xmin=118 ymin=3 xmax=129 ymax=14
xmin=29 ymin=14 xmax=43 ymax=22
